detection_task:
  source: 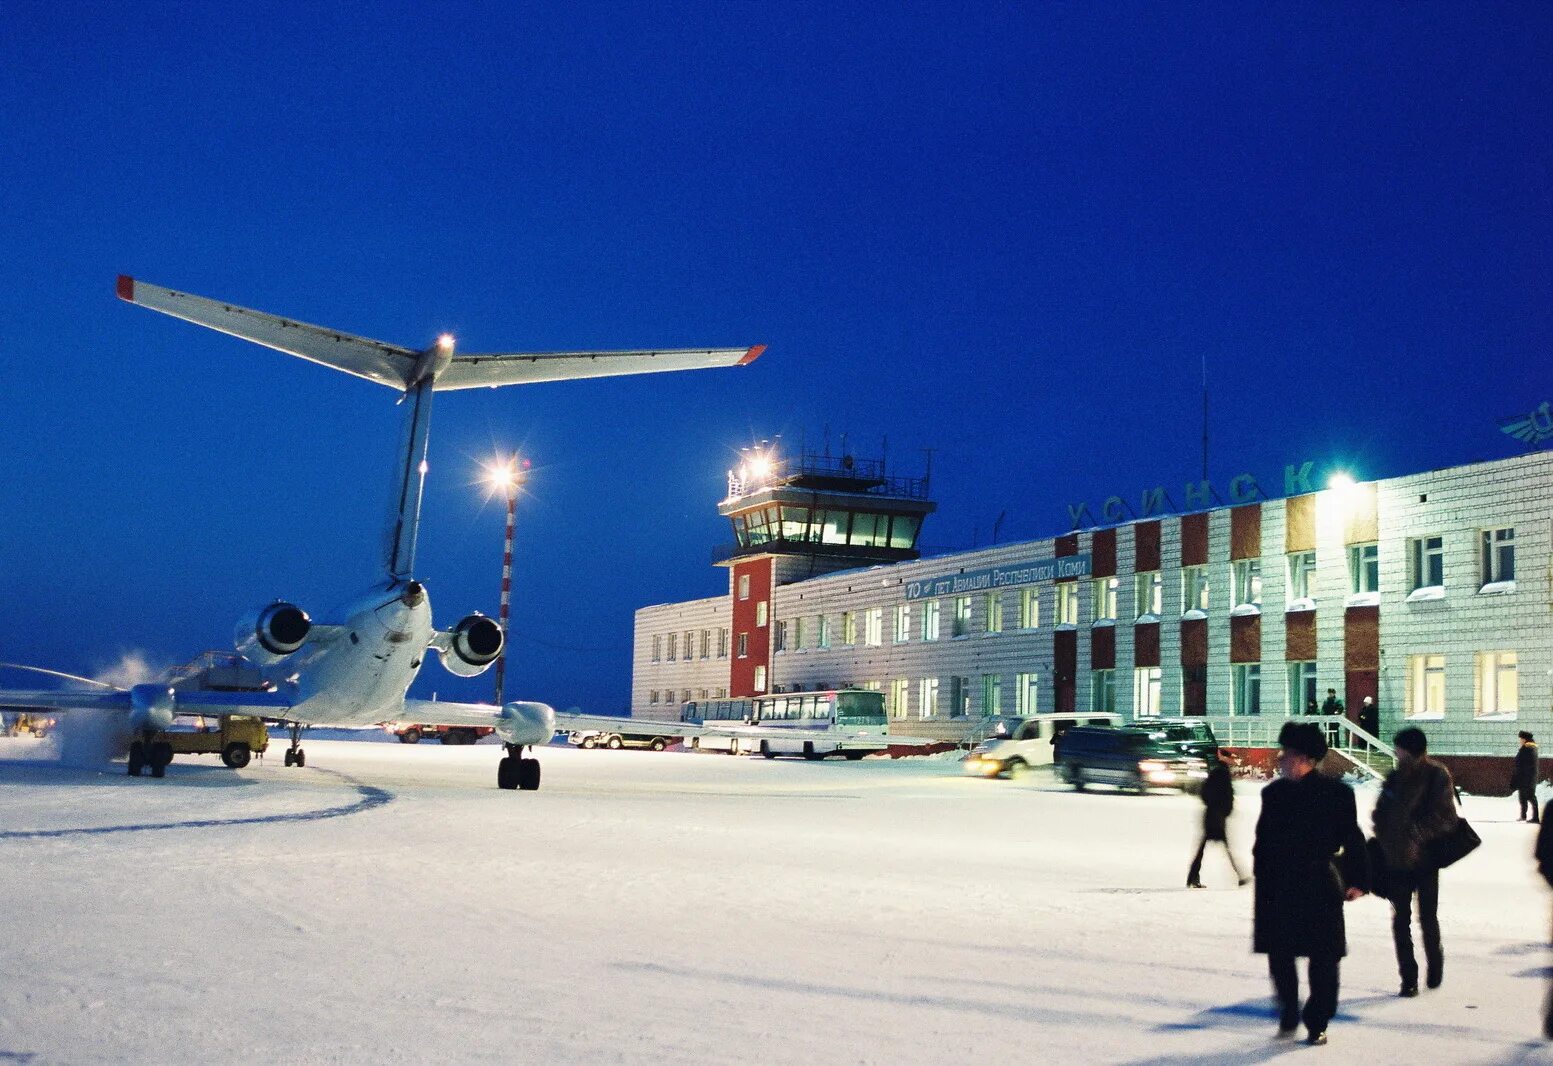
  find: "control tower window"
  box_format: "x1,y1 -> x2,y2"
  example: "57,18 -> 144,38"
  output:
888,515 -> 921,549
779,505 -> 812,542
818,509 -> 851,545
851,513 -> 885,548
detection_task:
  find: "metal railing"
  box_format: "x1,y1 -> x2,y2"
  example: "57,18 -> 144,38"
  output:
1201,714 -> 1396,780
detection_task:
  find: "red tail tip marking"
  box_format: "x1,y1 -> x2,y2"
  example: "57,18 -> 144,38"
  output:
739,344 -> 766,365
116,275 -> 135,301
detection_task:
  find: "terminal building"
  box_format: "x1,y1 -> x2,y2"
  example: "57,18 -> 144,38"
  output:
631,445 -> 1551,783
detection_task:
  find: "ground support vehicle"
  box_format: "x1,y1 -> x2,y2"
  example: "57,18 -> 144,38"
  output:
390,723 -> 494,745
129,714 -> 271,776
571,730 -> 676,751
961,713 -> 1123,778
1053,726 -> 1209,793
3,710 -> 56,739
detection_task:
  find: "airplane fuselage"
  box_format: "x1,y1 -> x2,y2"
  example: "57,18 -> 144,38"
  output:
273,581 -> 434,726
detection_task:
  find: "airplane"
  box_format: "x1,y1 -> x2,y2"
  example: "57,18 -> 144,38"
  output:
0,277 -> 763,791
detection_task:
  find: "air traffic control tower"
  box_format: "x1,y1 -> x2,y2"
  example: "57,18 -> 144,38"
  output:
716,446 -> 936,697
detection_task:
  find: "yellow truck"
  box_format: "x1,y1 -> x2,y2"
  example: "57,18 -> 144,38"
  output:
143,715 -> 270,771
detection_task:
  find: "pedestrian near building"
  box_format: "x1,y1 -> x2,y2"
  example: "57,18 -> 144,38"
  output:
1359,696 -> 1378,738
1320,688 -> 1344,717
1253,721 -> 1370,1046
1372,726 -> 1458,996
1187,749 -> 1248,889
1515,732 -> 1540,824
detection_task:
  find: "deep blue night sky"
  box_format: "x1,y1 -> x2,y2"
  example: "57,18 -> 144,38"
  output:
1,3 -> 1548,712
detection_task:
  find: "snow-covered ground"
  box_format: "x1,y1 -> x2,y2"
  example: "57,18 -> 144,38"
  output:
2,735 -> 1551,1064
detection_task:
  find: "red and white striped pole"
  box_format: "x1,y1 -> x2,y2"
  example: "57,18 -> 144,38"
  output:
493,454 -> 522,706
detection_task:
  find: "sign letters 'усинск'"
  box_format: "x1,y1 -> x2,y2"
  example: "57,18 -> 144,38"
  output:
905,555 -> 1092,601
1066,462 -> 1322,530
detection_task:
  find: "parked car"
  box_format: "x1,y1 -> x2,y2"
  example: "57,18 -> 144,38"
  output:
570,730 -> 675,752
962,713 -> 1124,778
390,723 -> 493,745
1053,726 -> 1209,793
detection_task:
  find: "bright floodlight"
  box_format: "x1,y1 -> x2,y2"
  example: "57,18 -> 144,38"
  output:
484,459 -> 518,491
747,455 -> 772,481
437,333 -> 455,350
1328,472 -> 1356,491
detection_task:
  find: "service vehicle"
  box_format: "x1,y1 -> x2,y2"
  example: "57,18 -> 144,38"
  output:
389,723 -> 494,745
130,714 -> 270,775
961,713 -> 1124,778
4,710 -> 56,739
681,689 -> 890,759
1053,726 -> 1209,793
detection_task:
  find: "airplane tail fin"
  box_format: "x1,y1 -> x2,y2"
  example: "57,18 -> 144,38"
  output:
385,379 -> 434,580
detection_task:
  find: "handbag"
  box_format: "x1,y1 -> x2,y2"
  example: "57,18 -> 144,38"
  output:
1428,817 -> 1481,869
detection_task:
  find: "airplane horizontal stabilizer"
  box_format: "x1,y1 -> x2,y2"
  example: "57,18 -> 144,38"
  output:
432,345 -> 765,391
116,276 -> 418,390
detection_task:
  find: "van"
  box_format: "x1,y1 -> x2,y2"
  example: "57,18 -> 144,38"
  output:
962,713 -> 1124,778
1053,726 -> 1209,793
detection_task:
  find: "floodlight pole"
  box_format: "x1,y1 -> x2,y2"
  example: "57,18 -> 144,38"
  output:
493,455 -> 519,706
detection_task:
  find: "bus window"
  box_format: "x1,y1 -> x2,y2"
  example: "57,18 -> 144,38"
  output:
835,690 -> 887,725
815,695 -> 835,720
800,695 -> 818,719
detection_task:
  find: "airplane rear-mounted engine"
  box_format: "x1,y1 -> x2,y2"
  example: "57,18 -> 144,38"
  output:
235,601 -> 312,665
435,613 -> 504,677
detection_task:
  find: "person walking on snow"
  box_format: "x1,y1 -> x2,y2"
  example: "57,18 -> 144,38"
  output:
1253,722 -> 1370,1047
1372,726 -> 1458,997
1188,749 -> 1248,888
1515,732 -> 1540,824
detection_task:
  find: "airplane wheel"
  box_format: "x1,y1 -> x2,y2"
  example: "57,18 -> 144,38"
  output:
690,737 -> 699,751
150,742 -> 173,775
497,756 -> 518,790
221,743 -> 251,769
294,749 -> 306,768
519,759 -> 541,791
606,735 -> 623,750
127,741 -> 145,777
399,728 -> 422,744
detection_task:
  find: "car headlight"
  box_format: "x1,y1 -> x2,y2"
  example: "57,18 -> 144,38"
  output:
1138,760 -> 1167,773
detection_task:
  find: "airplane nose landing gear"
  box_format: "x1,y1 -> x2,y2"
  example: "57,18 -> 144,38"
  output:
497,743 -> 541,791
127,735 -> 173,778
282,721 -> 306,767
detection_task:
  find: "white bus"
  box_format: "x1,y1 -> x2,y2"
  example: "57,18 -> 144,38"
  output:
680,689 -> 891,759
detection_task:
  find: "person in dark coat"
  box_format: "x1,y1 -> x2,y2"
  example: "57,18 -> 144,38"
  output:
1253,721 -> 1370,1046
1187,749 -> 1248,888
1372,727 -> 1458,996
1535,806 -> 1553,1039
1359,696 -> 1378,738
1515,732 -> 1541,824
1320,688 -> 1344,717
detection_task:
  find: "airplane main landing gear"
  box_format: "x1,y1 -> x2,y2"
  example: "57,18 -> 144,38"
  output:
283,721 -> 306,768
127,736 -> 173,779
497,743 -> 541,791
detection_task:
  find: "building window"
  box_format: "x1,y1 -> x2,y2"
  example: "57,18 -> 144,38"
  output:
952,596 -> 972,637
715,687 -> 727,698
893,603 -> 912,643
666,633 -> 677,662
842,611 -> 857,646
1092,577 -> 1118,622
888,678 -> 909,719
817,615 -> 830,649
922,600 -> 941,641
737,632 -> 748,659
1016,672 -> 1039,715
864,607 -> 883,647
1135,571 -> 1162,618
1287,661 -> 1316,714
982,674 -> 1002,716
651,635 -> 661,663
984,593 -> 1004,633
1481,527 -> 1516,585
1286,551 -> 1316,605
917,677 -> 938,719
1182,566 -> 1209,613
1091,669 -> 1115,713
699,630 -> 710,659
948,675 -> 971,718
717,628 -> 728,658
753,665 -> 767,693
1233,559 -> 1262,608
649,690 -> 659,705
1406,654 -> 1446,719
1476,651 -> 1518,718
1233,663 -> 1261,716
1408,536 -> 1444,592
773,620 -> 788,652
1348,542 -> 1379,595
755,600 -> 768,627
1019,588 -> 1040,629
681,689 -> 691,704
1133,667 -> 1162,717
738,574 -> 750,600
793,617 -> 806,650
1056,583 -> 1079,626
698,688 -> 708,700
